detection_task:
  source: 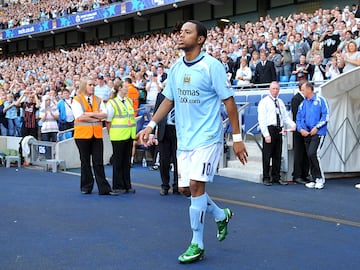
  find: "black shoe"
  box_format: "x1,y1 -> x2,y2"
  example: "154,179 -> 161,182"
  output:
127,188 -> 136,193
294,178 -> 307,184
112,189 -> 127,194
278,180 -> 288,185
151,165 -> 159,170
109,189 -> 126,196
263,180 -> 272,186
160,188 -> 169,196
81,190 -> 91,194
172,189 -> 181,195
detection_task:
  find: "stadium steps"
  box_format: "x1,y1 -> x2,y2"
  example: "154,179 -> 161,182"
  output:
218,139 -> 263,184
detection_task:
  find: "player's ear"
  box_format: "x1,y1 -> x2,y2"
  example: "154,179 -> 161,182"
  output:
197,36 -> 205,45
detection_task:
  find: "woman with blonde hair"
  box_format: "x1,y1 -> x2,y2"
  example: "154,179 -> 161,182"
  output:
71,76 -> 116,195
339,40 -> 360,72
306,40 -> 324,64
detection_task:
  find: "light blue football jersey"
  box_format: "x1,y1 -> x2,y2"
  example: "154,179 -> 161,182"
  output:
163,52 -> 234,150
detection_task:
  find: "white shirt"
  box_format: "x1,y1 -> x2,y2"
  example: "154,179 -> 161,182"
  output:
63,98 -> 75,122
258,95 -> 295,137
71,95 -> 107,120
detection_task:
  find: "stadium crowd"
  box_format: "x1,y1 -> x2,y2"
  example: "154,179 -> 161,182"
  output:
0,0 -> 119,29
1,3 -> 360,140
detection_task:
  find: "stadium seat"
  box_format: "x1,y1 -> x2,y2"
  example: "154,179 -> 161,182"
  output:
234,95 -> 246,104
246,94 -> 262,106
279,93 -> 293,110
279,75 -> 289,88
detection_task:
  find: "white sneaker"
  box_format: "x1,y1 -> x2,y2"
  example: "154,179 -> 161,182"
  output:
305,182 -> 315,188
315,178 -> 325,189
355,184 -> 360,189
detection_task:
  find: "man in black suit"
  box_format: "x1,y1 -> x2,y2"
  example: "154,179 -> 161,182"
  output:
153,91 -> 179,195
291,81 -> 310,184
234,47 -> 251,71
219,51 -> 236,83
253,51 -> 277,84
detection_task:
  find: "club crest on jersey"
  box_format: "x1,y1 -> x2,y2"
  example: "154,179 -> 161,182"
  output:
183,74 -> 191,84
314,100 -> 318,106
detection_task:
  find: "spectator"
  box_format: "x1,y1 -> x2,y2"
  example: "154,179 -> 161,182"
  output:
57,88 -> 75,139
296,81 -> 329,189
234,57 -> 252,87
0,91 -> 8,135
306,40 -> 324,64
15,88 -> 40,138
268,45 -> 283,80
94,74 -> 111,103
124,77 -> 139,116
339,40 -> 360,72
325,56 -> 342,79
39,95 -> 59,142
308,54 -> 327,83
319,24 -> 341,65
248,51 -> 260,79
277,41 -> 293,80
219,51 -> 236,83
145,74 -> 161,108
253,51 -> 277,84
292,54 -> 310,81
3,93 -> 19,136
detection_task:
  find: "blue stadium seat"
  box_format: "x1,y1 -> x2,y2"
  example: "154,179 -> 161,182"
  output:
234,95 -> 246,104
246,94 -> 262,106
279,75 -> 289,87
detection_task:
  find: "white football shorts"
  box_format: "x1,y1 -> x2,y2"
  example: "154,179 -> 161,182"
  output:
177,143 -> 222,188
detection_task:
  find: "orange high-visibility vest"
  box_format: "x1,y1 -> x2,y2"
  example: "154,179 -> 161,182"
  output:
73,94 -> 103,139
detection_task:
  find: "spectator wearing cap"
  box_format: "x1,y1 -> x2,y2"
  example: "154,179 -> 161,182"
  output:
94,74 -> 111,103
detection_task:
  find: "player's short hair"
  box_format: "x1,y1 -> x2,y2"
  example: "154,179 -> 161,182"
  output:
185,20 -> 207,44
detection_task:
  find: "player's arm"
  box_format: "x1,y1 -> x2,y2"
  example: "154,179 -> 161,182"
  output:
137,98 -> 173,145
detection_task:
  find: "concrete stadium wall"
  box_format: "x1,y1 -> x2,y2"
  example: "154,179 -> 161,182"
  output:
0,128 -> 113,169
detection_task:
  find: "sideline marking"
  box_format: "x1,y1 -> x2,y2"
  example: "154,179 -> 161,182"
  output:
63,171 -> 360,228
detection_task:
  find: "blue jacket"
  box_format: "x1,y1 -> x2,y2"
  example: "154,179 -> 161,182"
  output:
296,93 -> 329,136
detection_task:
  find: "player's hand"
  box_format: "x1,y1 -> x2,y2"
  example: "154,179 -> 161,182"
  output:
136,127 -> 154,147
233,141 -> 248,165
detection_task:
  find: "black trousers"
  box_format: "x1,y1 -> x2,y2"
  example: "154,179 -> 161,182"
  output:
304,135 -> 324,180
111,138 -> 133,190
75,138 -> 111,194
293,131 -> 310,180
262,126 -> 282,182
158,125 -> 178,191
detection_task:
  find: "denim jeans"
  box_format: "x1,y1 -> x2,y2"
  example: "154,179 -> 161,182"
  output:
7,118 -> 16,136
0,123 -> 7,136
